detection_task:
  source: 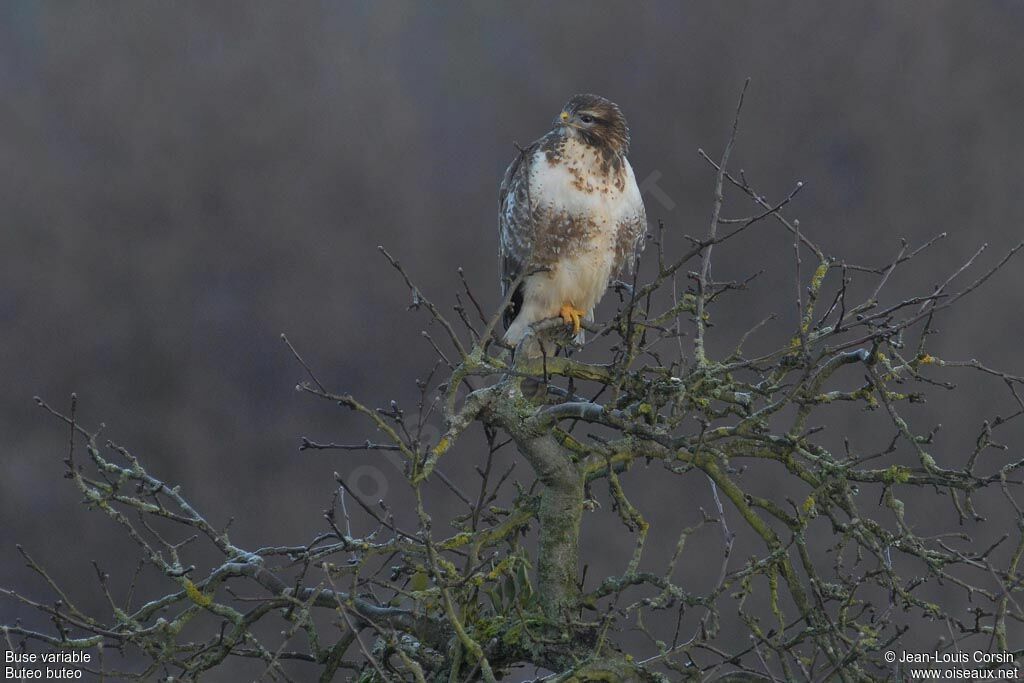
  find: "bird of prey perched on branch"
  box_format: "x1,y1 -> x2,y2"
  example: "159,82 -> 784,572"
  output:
499,94 -> 646,356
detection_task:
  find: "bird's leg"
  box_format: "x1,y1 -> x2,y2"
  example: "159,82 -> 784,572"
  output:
559,304 -> 586,336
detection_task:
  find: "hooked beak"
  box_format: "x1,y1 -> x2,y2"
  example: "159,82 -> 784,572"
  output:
555,111 -> 571,127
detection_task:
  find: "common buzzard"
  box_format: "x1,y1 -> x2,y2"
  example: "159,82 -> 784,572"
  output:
499,94 -> 646,355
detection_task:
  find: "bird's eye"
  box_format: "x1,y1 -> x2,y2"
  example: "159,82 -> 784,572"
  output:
580,114 -> 594,124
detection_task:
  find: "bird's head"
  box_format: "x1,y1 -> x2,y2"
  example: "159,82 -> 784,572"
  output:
554,94 -> 630,155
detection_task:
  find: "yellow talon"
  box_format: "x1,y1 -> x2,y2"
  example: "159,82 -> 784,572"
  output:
559,304 -> 585,336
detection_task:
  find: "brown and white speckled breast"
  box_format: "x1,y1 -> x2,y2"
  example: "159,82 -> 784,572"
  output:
498,132 -> 647,348
527,137 -> 645,276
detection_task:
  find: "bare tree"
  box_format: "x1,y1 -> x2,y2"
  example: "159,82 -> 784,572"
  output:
4,85 -> 1023,682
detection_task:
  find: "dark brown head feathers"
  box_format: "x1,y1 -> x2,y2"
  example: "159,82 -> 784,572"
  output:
557,93 -> 630,155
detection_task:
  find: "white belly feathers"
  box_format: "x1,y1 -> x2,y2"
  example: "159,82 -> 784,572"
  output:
503,138 -> 644,348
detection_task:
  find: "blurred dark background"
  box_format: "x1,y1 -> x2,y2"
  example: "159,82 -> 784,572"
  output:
3,1 -> 1024,677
